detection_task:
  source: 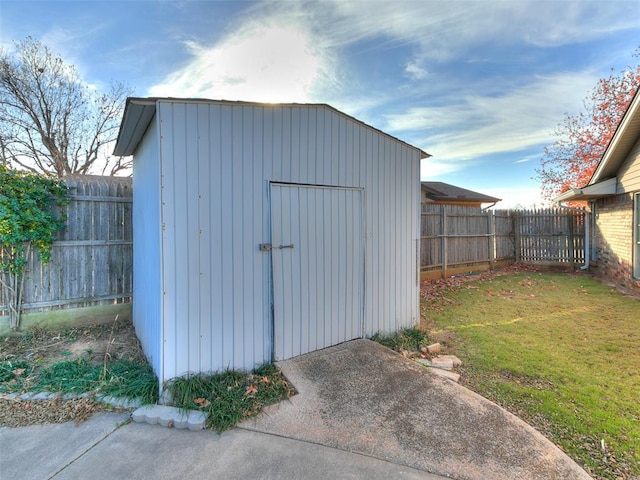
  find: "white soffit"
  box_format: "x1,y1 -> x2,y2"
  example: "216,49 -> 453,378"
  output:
554,177 -> 617,203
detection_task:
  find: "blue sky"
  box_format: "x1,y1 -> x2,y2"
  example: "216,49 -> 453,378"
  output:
1,1 -> 639,207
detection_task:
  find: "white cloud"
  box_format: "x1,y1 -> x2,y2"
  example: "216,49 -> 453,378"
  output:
420,157 -> 469,179
405,61 -> 428,80
148,18 -> 334,103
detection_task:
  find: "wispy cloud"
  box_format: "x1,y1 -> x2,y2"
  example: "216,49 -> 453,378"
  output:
386,71 -> 599,161
298,0 -> 639,61
513,154 -> 541,164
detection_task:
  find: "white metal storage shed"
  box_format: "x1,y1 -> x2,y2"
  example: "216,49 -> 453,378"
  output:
114,97 -> 429,386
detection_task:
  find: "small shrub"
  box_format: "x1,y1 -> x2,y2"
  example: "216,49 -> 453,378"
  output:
370,327 -> 428,352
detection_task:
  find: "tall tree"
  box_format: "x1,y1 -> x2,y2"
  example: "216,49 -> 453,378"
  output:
0,37 -> 132,177
537,62 -> 640,201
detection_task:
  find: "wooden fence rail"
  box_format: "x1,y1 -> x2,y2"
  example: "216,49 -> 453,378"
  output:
421,204 -> 586,278
0,175 -> 132,316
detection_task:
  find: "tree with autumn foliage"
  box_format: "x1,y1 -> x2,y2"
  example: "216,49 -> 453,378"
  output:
537,61 -> 640,201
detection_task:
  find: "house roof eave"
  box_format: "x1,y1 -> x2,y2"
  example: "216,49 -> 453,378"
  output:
589,87 -> 640,185
554,177 -> 618,203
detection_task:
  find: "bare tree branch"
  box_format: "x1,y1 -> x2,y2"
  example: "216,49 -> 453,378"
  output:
0,37 -> 132,177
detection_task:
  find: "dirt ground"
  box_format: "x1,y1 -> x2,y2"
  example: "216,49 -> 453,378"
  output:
0,316 -> 146,427
0,316 -> 146,369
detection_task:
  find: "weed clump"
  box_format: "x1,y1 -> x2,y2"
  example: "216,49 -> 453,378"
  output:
370,327 -> 428,353
166,364 -> 295,432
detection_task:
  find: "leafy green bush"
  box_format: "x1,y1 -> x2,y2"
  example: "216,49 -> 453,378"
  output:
0,165 -> 69,328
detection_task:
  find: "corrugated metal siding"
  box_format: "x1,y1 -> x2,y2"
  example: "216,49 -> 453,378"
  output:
618,136 -> 640,193
132,119 -> 163,380
151,100 -> 420,382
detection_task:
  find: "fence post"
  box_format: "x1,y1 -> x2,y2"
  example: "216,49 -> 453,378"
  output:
441,205 -> 447,278
487,209 -> 495,269
568,211 -> 575,266
514,211 -> 521,263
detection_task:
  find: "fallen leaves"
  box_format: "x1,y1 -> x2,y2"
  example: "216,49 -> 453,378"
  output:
245,384 -> 258,396
0,397 -> 113,427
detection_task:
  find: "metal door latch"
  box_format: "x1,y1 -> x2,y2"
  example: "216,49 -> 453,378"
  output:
259,243 -> 294,251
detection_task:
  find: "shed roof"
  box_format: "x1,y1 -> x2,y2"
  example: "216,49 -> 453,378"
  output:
421,181 -> 501,204
113,97 -> 430,159
554,86 -> 640,203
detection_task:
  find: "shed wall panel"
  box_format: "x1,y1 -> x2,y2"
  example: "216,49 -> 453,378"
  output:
196,104 -> 213,370
151,100 -> 420,382
132,119 -> 163,380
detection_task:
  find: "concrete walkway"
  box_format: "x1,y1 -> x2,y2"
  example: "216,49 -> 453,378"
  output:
0,412 -> 442,479
0,339 -> 592,480
240,339 -> 592,480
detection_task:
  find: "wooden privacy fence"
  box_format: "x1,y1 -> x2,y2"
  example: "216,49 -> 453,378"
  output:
0,175 -> 132,317
2,176 -> 586,317
421,205 -> 586,277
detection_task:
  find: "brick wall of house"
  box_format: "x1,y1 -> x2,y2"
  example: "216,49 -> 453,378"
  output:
594,193 -> 640,294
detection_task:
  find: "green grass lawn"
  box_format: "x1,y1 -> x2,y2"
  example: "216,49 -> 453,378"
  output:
422,271 -> 639,480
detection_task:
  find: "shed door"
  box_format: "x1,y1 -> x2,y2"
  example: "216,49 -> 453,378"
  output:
270,183 -> 364,361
